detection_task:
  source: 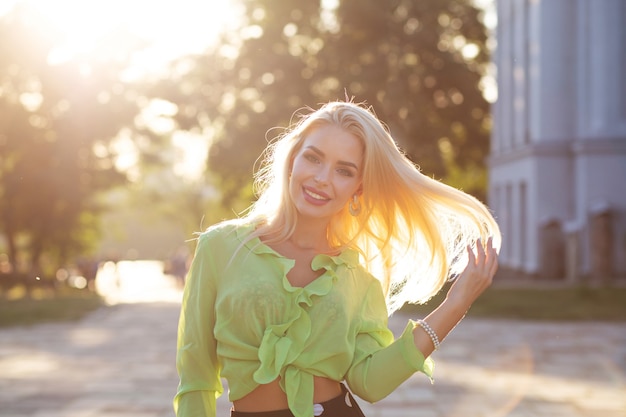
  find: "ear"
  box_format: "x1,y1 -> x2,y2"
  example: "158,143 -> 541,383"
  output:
355,183 -> 363,196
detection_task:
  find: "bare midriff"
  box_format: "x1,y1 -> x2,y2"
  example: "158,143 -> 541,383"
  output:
232,377 -> 342,412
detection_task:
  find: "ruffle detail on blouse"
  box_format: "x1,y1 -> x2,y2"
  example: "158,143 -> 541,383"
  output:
237,225 -> 360,417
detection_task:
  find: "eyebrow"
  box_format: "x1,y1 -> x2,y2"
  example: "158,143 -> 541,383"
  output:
306,145 -> 360,170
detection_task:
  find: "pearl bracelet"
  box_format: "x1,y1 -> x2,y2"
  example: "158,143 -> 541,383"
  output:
415,319 -> 440,350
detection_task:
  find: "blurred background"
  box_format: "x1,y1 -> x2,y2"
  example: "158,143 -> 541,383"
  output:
0,0 -> 624,302
0,3 -> 624,416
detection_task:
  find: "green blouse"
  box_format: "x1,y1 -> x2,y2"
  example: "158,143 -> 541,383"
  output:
174,221 -> 434,417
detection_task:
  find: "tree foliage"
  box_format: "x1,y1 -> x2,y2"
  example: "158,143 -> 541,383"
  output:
0,6 -> 140,275
327,0 -> 491,183
0,0 -> 493,279
156,0 -> 492,214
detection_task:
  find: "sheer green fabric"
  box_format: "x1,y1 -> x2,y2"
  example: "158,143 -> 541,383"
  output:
174,221 -> 434,417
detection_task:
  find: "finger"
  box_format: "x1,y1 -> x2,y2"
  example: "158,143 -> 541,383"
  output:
483,240 -> 498,277
466,243 -> 475,264
484,236 -> 496,267
476,238 -> 486,265
488,236 -> 499,258
488,253 -> 499,278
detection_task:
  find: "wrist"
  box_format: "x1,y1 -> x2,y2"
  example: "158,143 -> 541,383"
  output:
441,293 -> 472,315
439,295 -> 471,321
414,319 -> 440,350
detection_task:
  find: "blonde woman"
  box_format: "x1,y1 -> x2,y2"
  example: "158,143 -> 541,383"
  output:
174,101 -> 500,417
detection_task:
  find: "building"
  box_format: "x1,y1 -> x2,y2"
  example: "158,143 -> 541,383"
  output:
489,0 -> 626,282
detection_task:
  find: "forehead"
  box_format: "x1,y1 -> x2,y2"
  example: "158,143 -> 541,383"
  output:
300,124 -> 363,163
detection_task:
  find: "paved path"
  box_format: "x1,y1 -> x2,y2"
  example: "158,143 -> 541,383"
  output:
1,264 -> 625,417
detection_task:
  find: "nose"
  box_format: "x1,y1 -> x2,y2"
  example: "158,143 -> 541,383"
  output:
314,165 -> 332,184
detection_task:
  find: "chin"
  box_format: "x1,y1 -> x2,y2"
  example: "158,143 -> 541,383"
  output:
295,206 -> 332,222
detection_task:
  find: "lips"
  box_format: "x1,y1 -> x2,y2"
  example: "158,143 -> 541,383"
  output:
302,186 -> 330,205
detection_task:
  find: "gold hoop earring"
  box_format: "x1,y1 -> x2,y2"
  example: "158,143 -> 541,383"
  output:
349,194 -> 361,216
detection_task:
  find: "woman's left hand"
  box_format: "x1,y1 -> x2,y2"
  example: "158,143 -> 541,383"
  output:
414,237 -> 498,355
445,237 -> 499,311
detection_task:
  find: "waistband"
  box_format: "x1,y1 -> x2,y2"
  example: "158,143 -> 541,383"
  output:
230,383 -> 363,417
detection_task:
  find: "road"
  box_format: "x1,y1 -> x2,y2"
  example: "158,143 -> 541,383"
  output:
0,260 -> 624,416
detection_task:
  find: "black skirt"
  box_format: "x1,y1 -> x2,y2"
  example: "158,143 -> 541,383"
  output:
230,384 -> 366,417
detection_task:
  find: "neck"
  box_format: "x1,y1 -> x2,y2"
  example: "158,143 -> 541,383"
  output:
290,221 -> 329,252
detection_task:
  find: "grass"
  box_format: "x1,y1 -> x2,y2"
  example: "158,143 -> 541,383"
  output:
401,284 -> 626,322
0,287 -> 104,328
1,284 -> 625,329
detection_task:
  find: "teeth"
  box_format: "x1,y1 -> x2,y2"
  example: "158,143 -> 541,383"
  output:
305,189 -> 327,200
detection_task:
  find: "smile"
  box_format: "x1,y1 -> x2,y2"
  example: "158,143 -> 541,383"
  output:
303,187 -> 330,202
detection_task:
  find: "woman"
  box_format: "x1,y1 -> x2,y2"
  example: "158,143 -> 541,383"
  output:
174,101 -> 500,417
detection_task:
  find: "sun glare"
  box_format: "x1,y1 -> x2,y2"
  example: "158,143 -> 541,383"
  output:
3,0 -> 243,71
1,0 -> 242,180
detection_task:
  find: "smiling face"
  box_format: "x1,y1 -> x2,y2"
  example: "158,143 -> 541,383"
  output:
289,124 -> 363,225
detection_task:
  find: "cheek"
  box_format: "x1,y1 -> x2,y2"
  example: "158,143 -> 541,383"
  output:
339,177 -> 361,195
290,158 -> 313,180
287,165 -> 303,196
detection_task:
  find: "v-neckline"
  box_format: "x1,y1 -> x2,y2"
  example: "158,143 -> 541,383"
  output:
235,223 -> 360,289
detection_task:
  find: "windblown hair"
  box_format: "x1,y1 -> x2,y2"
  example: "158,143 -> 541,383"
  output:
241,101 -> 501,314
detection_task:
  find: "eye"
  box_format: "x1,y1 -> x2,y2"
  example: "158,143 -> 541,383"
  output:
304,153 -> 320,164
337,168 -> 355,177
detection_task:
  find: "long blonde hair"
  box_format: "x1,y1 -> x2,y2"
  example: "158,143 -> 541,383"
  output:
242,101 -> 501,314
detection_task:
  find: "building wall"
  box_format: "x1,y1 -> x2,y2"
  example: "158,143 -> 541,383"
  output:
489,0 -> 626,280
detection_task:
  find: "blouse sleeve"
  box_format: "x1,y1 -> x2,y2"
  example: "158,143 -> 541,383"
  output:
345,278 -> 434,403
173,232 -> 224,417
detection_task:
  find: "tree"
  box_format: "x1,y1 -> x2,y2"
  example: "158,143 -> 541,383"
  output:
150,0 -> 326,212
155,0 -> 492,213
323,0 -> 491,196
0,5 -> 141,277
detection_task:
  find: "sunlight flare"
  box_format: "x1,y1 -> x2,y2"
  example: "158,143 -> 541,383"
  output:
2,0 -> 243,68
